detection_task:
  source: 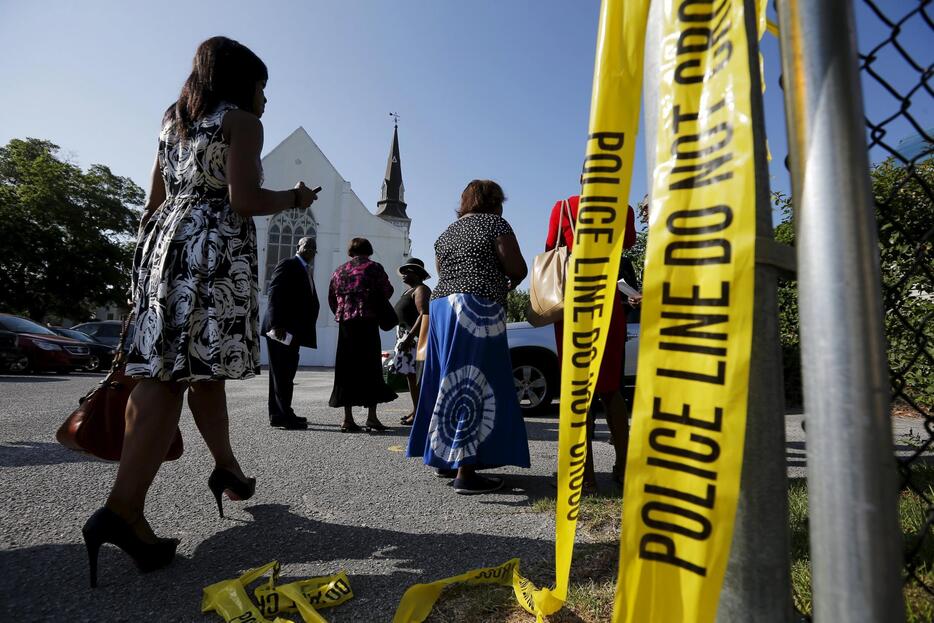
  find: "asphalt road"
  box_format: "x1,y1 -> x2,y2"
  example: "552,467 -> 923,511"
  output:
0,370 -> 920,622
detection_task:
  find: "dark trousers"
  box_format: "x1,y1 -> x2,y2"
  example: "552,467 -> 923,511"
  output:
267,337 -> 300,422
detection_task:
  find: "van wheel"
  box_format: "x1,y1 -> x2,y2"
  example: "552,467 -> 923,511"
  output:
511,352 -> 557,417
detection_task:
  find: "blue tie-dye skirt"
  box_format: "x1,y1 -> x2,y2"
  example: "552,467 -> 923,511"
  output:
406,293 -> 530,469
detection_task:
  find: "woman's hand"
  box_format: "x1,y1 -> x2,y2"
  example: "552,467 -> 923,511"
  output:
293,182 -> 319,208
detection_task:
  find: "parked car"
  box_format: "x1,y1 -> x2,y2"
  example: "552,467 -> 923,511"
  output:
0,314 -> 91,373
71,320 -> 133,350
49,327 -> 116,372
380,311 -> 640,418
0,330 -> 23,371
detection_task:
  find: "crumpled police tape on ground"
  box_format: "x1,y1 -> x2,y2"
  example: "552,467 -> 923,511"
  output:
392,558 -> 536,623
202,561 -> 352,623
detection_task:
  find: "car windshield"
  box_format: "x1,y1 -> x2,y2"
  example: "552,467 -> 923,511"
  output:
55,328 -> 96,343
0,316 -> 56,335
95,324 -> 122,338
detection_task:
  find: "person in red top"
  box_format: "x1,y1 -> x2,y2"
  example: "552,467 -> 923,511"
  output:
545,193 -> 637,492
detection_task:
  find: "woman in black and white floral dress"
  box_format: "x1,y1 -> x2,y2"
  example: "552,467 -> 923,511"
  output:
82,37 -> 320,588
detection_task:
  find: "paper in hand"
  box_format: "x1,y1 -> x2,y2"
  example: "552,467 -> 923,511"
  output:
265,329 -> 293,346
617,277 -> 641,299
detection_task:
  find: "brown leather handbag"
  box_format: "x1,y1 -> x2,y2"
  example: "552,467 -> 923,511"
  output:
55,314 -> 183,462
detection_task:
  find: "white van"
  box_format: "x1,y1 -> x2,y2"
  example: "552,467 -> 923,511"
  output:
507,307 -> 640,416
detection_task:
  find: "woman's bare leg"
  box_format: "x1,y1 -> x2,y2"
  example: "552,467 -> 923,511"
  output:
600,390 -> 629,484
365,404 -> 384,427
406,373 -> 419,414
105,379 -> 185,540
189,380 -> 246,481
343,405 -> 356,428
583,410 -> 598,489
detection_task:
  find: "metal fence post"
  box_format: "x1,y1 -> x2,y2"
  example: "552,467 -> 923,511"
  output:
774,1 -> 906,621
642,1 -> 794,620
717,0 -> 795,618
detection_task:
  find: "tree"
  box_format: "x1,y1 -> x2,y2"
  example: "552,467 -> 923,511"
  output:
506,289 -> 530,323
623,195 -> 649,282
0,138 -> 142,320
873,158 -> 933,409
772,159 -> 933,409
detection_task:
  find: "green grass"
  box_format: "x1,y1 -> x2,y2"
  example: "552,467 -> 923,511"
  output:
426,472 -> 934,622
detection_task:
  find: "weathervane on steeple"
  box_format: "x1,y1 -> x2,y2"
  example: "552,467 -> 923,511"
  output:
389,112 -> 400,127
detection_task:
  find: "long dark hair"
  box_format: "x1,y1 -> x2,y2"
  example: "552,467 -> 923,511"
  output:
167,36 -> 268,139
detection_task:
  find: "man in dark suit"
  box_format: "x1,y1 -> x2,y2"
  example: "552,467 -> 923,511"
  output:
262,237 -> 320,429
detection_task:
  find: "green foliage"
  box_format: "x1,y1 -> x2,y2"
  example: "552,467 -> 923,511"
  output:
624,196 -> 650,280
506,288 -> 530,323
623,230 -> 648,283
0,138 -> 143,320
772,158 -> 934,410
873,158 -> 934,410
772,191 -> 804,406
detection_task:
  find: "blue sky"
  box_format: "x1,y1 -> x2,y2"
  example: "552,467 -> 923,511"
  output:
1,1 -> 927,288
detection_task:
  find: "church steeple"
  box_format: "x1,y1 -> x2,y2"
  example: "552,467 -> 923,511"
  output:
375,116 -> 409,221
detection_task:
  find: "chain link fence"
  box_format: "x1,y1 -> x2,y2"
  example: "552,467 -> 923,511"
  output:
858,0 -> 934,613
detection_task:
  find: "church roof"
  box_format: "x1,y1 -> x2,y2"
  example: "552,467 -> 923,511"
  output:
375,124 -> 409,220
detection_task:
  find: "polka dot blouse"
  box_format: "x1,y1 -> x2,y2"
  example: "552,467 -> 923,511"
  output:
431,212 -> 515,307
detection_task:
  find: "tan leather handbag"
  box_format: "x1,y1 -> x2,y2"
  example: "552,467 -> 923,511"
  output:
528,199 -> 574,327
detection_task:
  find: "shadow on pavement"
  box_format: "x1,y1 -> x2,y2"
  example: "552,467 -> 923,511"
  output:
0,375 -> 67,383
0,503 -> 558,622
0,441 -> 99,467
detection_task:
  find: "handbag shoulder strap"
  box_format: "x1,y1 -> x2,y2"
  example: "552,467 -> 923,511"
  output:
556,198 -> 575,248
109,310 -> 135,372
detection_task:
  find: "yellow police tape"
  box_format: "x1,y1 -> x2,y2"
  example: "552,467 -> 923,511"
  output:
392,0 -> 761,619
613,0 -> 761,620
392,559 -> 537,623
202,561 -> 353,623
392,1 -> 651,621
531,0 -> 650,619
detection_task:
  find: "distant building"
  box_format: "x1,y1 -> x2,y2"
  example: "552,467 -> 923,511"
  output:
255,125 -> 411,366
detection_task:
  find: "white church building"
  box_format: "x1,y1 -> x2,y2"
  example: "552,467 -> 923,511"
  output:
255,124 -> 412,367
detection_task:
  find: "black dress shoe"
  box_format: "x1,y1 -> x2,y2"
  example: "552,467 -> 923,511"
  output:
270,416 -> 308,430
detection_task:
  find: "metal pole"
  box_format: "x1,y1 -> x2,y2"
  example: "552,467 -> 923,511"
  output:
642,1 -> 793,619
775,1 -> 905,621
717,0 -> 795,618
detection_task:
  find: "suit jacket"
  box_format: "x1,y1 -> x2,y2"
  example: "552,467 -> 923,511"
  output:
261,256 -> 320,349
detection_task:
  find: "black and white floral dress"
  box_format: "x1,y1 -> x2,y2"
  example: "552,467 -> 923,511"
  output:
125,102 -> 261,381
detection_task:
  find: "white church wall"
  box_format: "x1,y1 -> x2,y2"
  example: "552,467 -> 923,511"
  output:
254,128 -> 410,368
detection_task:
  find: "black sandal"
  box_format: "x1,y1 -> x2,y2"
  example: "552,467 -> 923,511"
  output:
364,420 -> 389,432
400,413 -> 415,426
340,422 -> 363,433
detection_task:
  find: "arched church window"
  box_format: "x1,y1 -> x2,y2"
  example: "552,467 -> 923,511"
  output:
264,208 -> 318,293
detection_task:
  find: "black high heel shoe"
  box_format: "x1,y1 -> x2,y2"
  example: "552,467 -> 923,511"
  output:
208,467 -> 256,518
82,507 -> 178,588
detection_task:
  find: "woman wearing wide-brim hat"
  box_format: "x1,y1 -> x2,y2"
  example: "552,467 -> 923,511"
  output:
390,258 -> 431,425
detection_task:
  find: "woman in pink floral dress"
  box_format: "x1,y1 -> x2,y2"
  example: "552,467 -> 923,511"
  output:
328,237 -> 398,431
